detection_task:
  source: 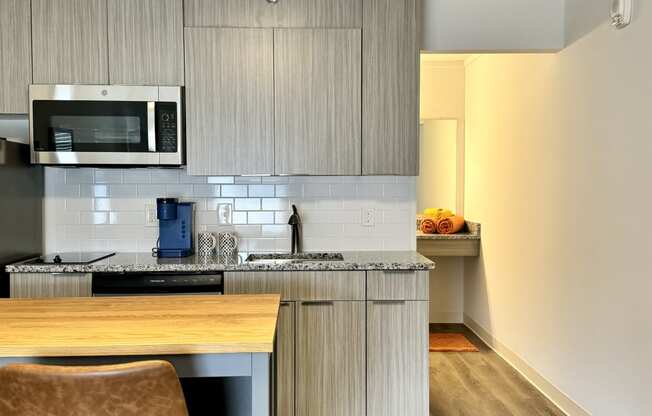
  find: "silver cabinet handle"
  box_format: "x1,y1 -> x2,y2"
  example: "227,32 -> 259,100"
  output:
267,0 -> 278,3
147,102 -> 156,152
301,300 -> 334,306
372,300 -> 406,305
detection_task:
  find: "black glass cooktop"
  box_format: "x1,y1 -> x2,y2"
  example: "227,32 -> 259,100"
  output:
32,252 -> 116,265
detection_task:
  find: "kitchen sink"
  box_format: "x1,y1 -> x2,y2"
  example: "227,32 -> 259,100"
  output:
245,253 -> 344,264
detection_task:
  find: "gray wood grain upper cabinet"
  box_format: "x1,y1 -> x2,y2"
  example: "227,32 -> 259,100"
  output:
184,0 -> 362,28
274,29 -> 361,176
362,0 -> 419,175
367,301 -> 429,416
107,0 -> 184,85
276,302 -> 295,416
0,0 -> 31,113
10,273 -> 93,298
296,301 -> 365,416
184,28 -> 274,176
32,0 -> 108,84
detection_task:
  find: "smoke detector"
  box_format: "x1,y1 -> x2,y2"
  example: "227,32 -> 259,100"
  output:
611,0 -> 632,29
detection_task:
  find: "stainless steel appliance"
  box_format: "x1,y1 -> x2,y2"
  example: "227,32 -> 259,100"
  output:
28,252 -> 116,265
29,85 -> 183,166
92,272 -> 223,296
0,138 -> 43,297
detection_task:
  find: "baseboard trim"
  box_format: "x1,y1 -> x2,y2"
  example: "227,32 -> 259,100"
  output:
463,314 -> 591,416
429,311 -> 463,324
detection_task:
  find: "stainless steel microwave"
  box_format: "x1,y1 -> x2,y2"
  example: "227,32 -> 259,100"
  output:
29,85 -> 184,166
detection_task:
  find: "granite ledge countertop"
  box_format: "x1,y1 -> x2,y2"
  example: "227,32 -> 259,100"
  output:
6,251 -> 434,274
417,221 -> 481,240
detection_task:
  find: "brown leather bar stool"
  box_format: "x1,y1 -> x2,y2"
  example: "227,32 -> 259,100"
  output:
0,360 -> 189,416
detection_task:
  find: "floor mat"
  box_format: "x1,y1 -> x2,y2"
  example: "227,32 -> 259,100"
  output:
429,333 -> 479,352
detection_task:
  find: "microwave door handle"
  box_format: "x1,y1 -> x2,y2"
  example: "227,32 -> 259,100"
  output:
147,102 -> 156,152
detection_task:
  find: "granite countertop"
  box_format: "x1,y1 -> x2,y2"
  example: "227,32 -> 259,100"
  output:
6,251 -> 435,274
416,221 -> 481,240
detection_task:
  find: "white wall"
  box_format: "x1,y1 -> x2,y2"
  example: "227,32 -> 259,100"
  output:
565,0 -> 611,45
44,168 -> 416,253
464,4 -> 652,415
420,59 -> 466,323
421,0 -> 565,52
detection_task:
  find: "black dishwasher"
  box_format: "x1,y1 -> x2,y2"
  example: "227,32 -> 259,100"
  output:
92,271 -> 223,296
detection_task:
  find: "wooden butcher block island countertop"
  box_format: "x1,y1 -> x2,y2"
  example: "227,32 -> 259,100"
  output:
0,294 -> 280,358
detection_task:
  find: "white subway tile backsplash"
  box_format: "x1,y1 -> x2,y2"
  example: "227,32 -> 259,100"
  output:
221,185 -> 247,197
192,184 -> 220,197
44,168 -> 416,253
207,176 -> 235,184
235,198 -> 261,211
205,198 -> 234,211
81,184 -> 109,198
65,198 -> 93,211
249,185 -> 275,197
150,169 -> 180,184
122,169 -> 151,184
234,176 -> 262,184
80,212 -> 109,225
109,211 -> 145,225
166,184 -> 194,198
109,184 -> 139,198
247,211 -> 275,225
232,211 -> 248,225
94,169 -> 122,184
138,184 -> 166,198
65,169 -> 94,184
261,198 -> 288,211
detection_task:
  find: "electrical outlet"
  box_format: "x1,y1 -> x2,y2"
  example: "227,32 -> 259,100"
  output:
145,204 -> 158,227
218,203 -> 233,225
362,208 -> 375,227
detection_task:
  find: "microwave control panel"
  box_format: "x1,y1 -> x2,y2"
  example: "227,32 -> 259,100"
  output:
156,102 -> 178,153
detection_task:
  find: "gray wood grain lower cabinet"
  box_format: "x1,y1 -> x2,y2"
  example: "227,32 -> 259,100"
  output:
10,273 -> 92,298
184,0 -> 362,28
184,28 -> 274,176
0,0 -> 31,114
367,301 -> 429,416
225,271 -> 365,301
276,302 -> 295,416
274,29 -> 361,176
32,0 -> 108,84
367,270 -> 429,301
107,0 -> 184,85
296,301 -> 365,416
362,0 -> 419,175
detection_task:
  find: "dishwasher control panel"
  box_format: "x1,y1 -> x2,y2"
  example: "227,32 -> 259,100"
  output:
92,272 -> 223,295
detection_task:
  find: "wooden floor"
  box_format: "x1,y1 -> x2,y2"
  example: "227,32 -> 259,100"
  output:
429,324 -> 566,416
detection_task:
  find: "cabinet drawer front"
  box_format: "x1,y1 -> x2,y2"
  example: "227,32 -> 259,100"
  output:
367,271 -> 429,301
10,273 -> 92,298
225,271 -> 365,301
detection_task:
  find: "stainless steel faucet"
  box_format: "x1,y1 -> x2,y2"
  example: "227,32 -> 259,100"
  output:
288,204 -> 302,254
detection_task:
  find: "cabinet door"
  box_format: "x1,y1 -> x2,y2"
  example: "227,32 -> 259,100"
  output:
184,0 -> 362,28
184,28 -> 274,175
296,301 -> 365,416
367,301 -> 429,416
274,29 -> 361,175
362,0 -> 419,175
0,0 -> 31,113
32,0 -> 108,84
276,301 -> 295,416
107,0 -> 184,85
10,273 -> 93,298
